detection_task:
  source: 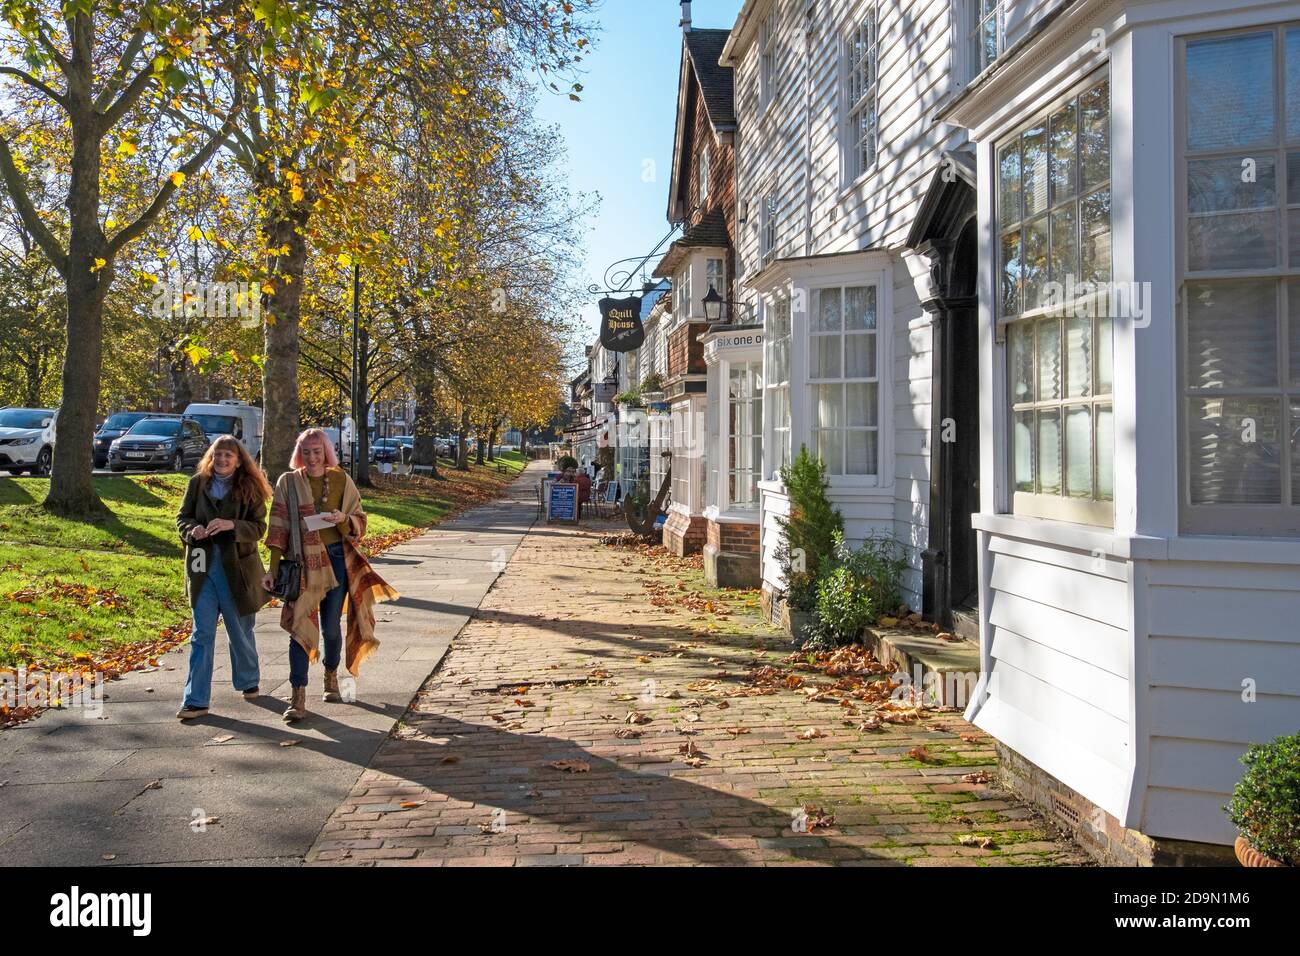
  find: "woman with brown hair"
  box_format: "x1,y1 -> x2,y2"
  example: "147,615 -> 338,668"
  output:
262,427 -> 397,723
175,435 -> 274,720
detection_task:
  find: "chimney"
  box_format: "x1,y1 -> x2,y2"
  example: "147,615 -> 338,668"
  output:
680,1 -> 692,32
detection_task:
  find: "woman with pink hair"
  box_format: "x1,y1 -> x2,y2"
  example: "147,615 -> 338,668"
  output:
262,428 -> 397,722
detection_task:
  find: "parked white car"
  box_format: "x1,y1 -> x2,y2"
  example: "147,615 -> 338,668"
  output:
0,407 -> 57,476
182,401 -> 263,460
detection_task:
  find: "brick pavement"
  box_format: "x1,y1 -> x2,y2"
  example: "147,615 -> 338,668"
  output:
306,518 -> 1090,867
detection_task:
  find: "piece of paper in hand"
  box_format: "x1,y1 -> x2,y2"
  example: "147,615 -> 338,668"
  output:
302,513 -> 336,533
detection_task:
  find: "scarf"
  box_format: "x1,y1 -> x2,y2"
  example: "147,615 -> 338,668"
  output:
265,468 -> 399,672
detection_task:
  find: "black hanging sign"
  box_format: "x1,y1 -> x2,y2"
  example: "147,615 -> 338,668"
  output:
599,296 -> 644,352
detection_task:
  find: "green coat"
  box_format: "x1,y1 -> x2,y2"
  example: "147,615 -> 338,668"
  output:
176,474 -> 269,617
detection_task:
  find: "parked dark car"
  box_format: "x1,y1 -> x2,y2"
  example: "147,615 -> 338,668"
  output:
108,417 -> 209,472
369,438 -> 403,465
94,411 -> 180,468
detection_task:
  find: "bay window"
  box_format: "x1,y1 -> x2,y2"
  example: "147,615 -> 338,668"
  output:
810,285 -> 879,478
999,74 -> 1114,524
765,294 -> 792,478
1179,26 -> 1300,534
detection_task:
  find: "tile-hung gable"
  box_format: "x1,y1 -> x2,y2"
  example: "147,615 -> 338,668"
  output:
654,13 -> 739,563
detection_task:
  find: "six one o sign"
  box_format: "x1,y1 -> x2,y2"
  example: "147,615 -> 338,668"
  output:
598,296 -> 644,352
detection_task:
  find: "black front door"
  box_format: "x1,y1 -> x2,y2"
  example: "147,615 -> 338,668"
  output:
947,295 -> 980,611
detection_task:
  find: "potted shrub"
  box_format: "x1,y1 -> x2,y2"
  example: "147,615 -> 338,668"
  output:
1226,731 -> 1299,867
556,454 -> 579,471
774,446 -> 842,644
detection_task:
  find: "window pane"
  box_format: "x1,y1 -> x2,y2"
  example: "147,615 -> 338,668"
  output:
1288,29 -> 1300,140
847,381 -> 877,426
1065,405 -> 1093,497
1096,404 -> 1114,500
1188,397 -> 1281,504
1186,33 -> 1276,152
999,142 -> 1022,227
845,286 -> 877,330
1038,409 -> 1062,495
1081,187 -> 1112,284
1023,217 -> 1049,311
1096,315 -> 1114,395
1066,315 -> 1093,398
1023,123 -> 1049,218
846,430 -> 878,476
1188,210 -> 1277,271
1014,410 -> 1035,492
812,336 -> 841,379
1080,81 -> 1110,190
813,288 -> 841,332
1185,281 -> 1278,389
845,333 -> 876,378
816,429 -> 844,476
1291,281 -> 1300,384
1037,317 -> 1062,401
1050,102 -> 1078,205
1050,206 -> 1078,289
813,384 -> 844,428
1189,154 -> 1276,213
1001,231 -> 1022,316
1010,321 -> 1034,404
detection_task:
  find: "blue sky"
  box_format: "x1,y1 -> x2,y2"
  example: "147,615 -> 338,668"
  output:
533,0 -> 745,352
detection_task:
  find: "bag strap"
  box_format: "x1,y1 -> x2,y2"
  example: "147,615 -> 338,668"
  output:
286,475 -> 302,561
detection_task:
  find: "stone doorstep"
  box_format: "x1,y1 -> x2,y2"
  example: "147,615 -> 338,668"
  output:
862,626 -> 980,708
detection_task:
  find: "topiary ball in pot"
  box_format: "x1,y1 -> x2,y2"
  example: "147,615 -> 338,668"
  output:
1226,731 -> 1300,866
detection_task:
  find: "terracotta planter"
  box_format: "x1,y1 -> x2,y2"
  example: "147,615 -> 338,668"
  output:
1235,835 -> 1287,867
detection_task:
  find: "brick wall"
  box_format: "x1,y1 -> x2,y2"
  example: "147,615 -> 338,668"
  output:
707,519 -> 760,557
663,509 -> 707,557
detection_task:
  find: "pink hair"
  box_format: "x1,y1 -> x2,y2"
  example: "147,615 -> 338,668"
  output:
290,427 -> 340,470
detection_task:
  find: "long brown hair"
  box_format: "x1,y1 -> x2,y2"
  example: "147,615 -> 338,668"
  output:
195,435 -> 273,506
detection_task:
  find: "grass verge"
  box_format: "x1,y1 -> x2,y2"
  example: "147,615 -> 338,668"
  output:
0,455 -> 528,673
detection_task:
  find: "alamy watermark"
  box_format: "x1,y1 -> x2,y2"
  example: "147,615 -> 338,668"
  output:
1042,275 -> 1151,328
150,278 -> 262,328
1,667 -> 105,718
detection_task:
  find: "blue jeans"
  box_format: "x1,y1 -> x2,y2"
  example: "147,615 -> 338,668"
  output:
183,553 -> 260,709
289,542 -> 347,687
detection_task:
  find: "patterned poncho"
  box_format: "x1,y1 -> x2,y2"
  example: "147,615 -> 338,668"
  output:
265,467 -> 399,672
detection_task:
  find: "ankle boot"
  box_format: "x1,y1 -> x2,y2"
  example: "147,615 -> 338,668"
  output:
323,669 -> 341,703
283,686 -> 307,723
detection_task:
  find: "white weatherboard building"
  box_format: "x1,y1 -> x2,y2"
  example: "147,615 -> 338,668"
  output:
721,0 -> 1300,863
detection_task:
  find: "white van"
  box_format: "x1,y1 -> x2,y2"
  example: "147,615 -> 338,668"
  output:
318,426 -> 354,467
183,401 -> 263,460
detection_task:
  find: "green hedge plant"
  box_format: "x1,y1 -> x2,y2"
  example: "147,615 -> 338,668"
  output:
1226,731 -> 1300,865
805,531 -> 909,649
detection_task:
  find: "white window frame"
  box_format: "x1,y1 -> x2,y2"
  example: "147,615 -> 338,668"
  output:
675,263 -> 693,322
997,71 -> 1115,527
706,256 -> 726,299
759,8 -> 777,113
1176,24 -> 1300,535
843,6 -> 879,186
724,358 -> 764,511
765,293 -> 792,481
761,190 -> 778,266
968,0 -> 1006,80
807,283 -> 883,482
